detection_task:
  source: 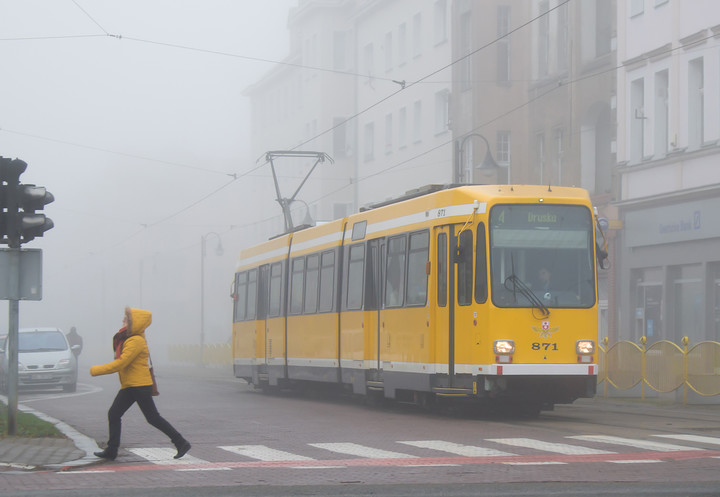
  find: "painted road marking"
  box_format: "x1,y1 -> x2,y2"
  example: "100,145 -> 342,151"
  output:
219,445 -> 314,461
127,448 -> 208,465
608,459 -> 662,464
398,440 -> 515,457
654,434 -> 720,446
567,435 -> 702,452
308,442 -> 417,459
486,438 -> 615,455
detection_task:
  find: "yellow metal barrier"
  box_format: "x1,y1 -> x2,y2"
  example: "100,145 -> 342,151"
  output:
599,337 -> 720,403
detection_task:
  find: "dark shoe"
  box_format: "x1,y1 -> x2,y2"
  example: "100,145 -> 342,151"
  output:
174,439 -> 191,459
93,447 -> 117,460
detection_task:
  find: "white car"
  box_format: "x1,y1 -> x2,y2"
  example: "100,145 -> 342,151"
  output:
0,327 -> 79,393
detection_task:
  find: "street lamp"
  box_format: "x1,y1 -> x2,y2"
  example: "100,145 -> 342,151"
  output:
455,133 -> 505,184
200,232 -> 223,362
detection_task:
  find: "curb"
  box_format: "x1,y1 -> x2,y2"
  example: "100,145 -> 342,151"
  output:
14,402 -> 100,469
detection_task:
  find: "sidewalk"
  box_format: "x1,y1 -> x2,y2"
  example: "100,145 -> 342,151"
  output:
0,402 -> 99,472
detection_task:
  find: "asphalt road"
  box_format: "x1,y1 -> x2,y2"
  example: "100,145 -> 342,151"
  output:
2,364 -> 720,496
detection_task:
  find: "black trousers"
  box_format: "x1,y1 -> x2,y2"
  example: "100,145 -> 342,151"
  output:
107,385 -> 182,449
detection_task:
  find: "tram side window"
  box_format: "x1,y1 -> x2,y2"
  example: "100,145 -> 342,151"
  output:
289,257 -> 305,315
304,254 -> 320,314
407,231 -> 429,306
346,244 -> 365,310
475,223 -> 488,303
457,230 -> 473,306
385,235 -> 407,307
437,233 -> 447,307
233,271 -> 248,322
246,269 -> 258,320
318,250 -> 335,312
268,262 -> 283,317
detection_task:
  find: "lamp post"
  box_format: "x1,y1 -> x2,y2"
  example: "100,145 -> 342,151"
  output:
455,133 -> 505,184
200,232 -> 223,363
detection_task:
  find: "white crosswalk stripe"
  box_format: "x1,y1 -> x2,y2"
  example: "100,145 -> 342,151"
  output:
219,445 -> 315,461
309,442 -> 417,459
398,440 -> 515,457
486,437 -> 615,455
654,434 -> 720,446
567,435 -> 702,451
127,447 -> 207,465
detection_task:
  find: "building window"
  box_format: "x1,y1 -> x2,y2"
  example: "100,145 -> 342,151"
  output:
631,0 -> 644,17
631,267 -> 663,342
398,106 -> 407,148
555,128 -> 564,184
398,22 -> 407,65
364,42 -> 374,79
333,31 -> 347,70
536,132 -> 545,184
596,0 -> 612,56
654,70 -> 669,157
412,13 -> 422,58
413,100 -> 422,143
459,11 -> 472,91
671,264 -> 703,344
630,78 -> 645,163
385,113 -> 393,154
556,2 -> 568,71
434,0 -> 447,45
364,122 -> 375,162
384,31 -> 393,72
537,1 -> 549,77
688,57 -> 704,149
497,131 -> 511,164
434,90 -> 449,135
497,6 -> 510,82
333,117 -> 348,158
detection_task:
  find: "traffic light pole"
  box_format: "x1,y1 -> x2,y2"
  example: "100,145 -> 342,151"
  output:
6,248 -> 19,435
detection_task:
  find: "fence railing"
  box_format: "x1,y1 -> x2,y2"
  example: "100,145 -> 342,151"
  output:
598,337 -> 720,403
169,338 -> 720,403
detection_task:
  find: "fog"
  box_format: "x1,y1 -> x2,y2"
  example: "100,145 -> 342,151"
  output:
0,0 -> 295,362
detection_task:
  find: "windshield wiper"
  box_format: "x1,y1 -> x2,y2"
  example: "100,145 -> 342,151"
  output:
504,269 -> 550,317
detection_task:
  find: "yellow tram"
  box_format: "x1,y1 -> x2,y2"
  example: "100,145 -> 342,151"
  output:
232,185 -> 605,412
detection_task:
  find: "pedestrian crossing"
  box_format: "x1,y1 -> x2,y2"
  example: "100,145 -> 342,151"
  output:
85,433 -> 720,472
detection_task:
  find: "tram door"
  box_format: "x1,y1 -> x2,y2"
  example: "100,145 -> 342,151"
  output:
435,224 -> 474,384
256,265 -> 270,366
367,238 -> 386,375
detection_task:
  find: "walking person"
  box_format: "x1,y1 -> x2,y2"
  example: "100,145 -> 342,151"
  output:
90,307 -> 191,461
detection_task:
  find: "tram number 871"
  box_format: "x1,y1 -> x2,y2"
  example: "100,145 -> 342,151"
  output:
532,343 -> 558,351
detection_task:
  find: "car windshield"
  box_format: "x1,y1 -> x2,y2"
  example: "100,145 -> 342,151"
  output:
19,331 -> 67,352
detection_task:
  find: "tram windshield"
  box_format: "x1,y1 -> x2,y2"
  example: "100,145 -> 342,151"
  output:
489,204 -> 595,309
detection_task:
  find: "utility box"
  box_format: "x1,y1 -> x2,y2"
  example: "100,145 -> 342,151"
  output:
0,248 -> 42,300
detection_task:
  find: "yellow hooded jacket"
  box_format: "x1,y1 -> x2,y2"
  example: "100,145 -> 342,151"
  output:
90,308 -> 153,389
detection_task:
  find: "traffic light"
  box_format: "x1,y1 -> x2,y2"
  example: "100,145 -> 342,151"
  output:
0,157 -> 27,247
0,156 -> 53,247
17,184 -> 54,244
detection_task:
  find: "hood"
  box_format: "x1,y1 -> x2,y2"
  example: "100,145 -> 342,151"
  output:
127,308 -> 152,336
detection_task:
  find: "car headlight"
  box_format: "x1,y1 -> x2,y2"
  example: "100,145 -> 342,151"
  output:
57,359 -> 71,368
494,340 -> 515,355
17,362 -> 26,371
576,340 -> 595,355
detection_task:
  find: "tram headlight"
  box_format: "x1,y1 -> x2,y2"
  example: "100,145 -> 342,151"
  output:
576,340 -> 595,355
494,340 -> 515,355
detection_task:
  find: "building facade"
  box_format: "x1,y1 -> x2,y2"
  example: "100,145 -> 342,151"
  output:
615,0 -> 720,347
